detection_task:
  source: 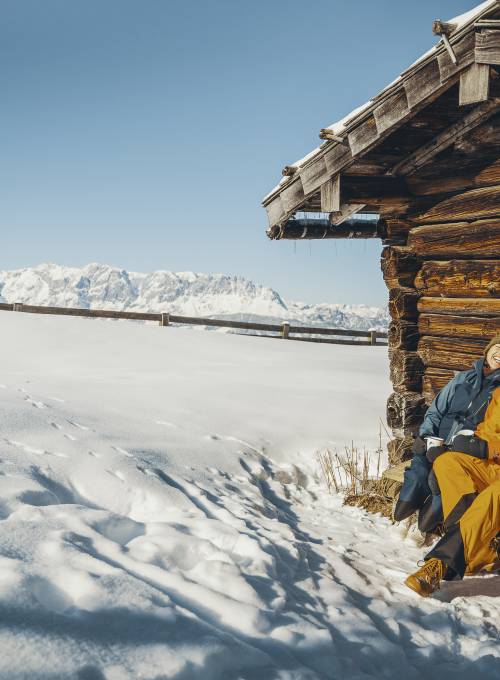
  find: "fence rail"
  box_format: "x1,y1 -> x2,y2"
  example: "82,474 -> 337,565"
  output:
0,302 -> 388,346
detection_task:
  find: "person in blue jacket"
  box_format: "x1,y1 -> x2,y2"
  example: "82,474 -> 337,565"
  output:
394,334 -> 500,532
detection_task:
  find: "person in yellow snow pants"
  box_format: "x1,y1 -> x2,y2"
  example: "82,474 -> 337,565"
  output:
405,374 -> 500,597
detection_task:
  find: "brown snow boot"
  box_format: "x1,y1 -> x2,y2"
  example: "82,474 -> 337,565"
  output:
404,558 -> 447,597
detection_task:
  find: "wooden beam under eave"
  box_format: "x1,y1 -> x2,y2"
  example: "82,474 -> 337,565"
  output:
460,63 -> 490,105
391,97 -> 500,176
321,175 -> 341,212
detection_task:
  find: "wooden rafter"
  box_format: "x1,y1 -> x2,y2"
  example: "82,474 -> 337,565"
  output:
390,98 -> 500,176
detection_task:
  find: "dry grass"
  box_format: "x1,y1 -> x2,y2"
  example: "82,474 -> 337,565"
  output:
317,421 -> 397,519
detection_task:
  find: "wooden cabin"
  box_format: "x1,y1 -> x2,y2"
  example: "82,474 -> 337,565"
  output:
262,1 -> 500,464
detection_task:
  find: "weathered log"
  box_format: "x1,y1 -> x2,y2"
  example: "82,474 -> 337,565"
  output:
388,321 -> 419,351
414,260 -> 500,298
419,313 -> 500,340
418,297 -> 500,317
387,437 -> 414,465
406,157 -> 500,196
422,367 -> 456,405
381,246 -> 420,288
267,217 -> 380,240
387,391 -> 427,435
389,349 -> 424,391
389,288 -> 420,321
377,218 -> 411,245
413,185 -> 500,224
408,218 -> 500,258
418,335 -> 487,371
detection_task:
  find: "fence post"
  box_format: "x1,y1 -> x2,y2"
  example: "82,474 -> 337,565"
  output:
370,330 -> 377,345
160,313 -> 170,327
281,322 -> 290,339
13,303 -> 23,312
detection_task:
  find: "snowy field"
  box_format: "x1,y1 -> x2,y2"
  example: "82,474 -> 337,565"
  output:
1,313 -> 499,679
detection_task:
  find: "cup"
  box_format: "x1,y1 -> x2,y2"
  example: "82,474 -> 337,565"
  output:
426,436 -> 444,450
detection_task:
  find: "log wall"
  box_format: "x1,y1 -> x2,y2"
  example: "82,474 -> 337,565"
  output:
382,184 -> 500,465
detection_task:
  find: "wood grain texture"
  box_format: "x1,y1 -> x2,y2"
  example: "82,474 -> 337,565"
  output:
408,218 -> 500,257
418,313 -> 500,339
280,178 -> 306,214
373,88 -> 409,135
386,390 -> 426,434
381,246 -> 421,288
389,349 -> 424,391
404,59 -> 442,109
388,320 -> 420,351
418,297 -> 500,317
418,335 -> 487,370
438,31 -> 475,82
413,184 -> 500,223
299,155 -> 329,195
414,260 -> 500,297
265,195 -> 285,226
459,63 -> 490,105
347,115 -> 379,156
320,175 -> 341,212
476,28 -> 500,65
389,287 -> 420,320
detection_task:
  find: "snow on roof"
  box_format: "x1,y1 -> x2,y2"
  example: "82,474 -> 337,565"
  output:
263,0 -> 499,203
452,0 -> 498,30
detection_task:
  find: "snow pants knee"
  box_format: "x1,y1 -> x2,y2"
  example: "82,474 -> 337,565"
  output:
425,452 -> 500,578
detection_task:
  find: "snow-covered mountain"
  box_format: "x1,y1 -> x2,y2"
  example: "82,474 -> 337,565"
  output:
0,262 -> 389,331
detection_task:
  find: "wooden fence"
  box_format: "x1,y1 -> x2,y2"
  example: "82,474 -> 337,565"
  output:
0,302 -> 388,346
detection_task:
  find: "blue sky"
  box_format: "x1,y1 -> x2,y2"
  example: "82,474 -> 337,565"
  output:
0,0 -> 476,305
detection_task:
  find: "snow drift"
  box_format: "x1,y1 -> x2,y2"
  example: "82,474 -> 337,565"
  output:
0,312 -> 499,678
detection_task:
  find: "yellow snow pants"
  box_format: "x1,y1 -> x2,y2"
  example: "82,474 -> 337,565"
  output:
431,452 -> 500,575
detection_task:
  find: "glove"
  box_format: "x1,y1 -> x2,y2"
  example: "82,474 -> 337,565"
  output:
426,445 -> 448,464
450,434 -> 488,459
412,435 -> 427,456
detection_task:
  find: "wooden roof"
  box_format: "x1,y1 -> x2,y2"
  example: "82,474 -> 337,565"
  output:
262,1 -> 500,231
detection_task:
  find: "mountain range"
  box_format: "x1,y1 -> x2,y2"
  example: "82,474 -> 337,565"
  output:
0,263 -> 389,331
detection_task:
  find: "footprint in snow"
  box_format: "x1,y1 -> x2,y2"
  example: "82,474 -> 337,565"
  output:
50,422 -> 63,430
112,446 -> 133,458
87,450 -> 101,458
27,399 -> 48,409
64,434 -> 77,442
107,470 -> 125,482
67,420 -> 91,431
8,440 -> 46,456
136,465 -> 156,476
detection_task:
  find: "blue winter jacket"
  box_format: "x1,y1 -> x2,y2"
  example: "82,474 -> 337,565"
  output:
419,358 -> 500,444
395,359 -> 500,530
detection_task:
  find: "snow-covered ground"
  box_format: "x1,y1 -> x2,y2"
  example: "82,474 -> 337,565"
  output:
0,262 -> 390,332
1,312 -> 499,679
